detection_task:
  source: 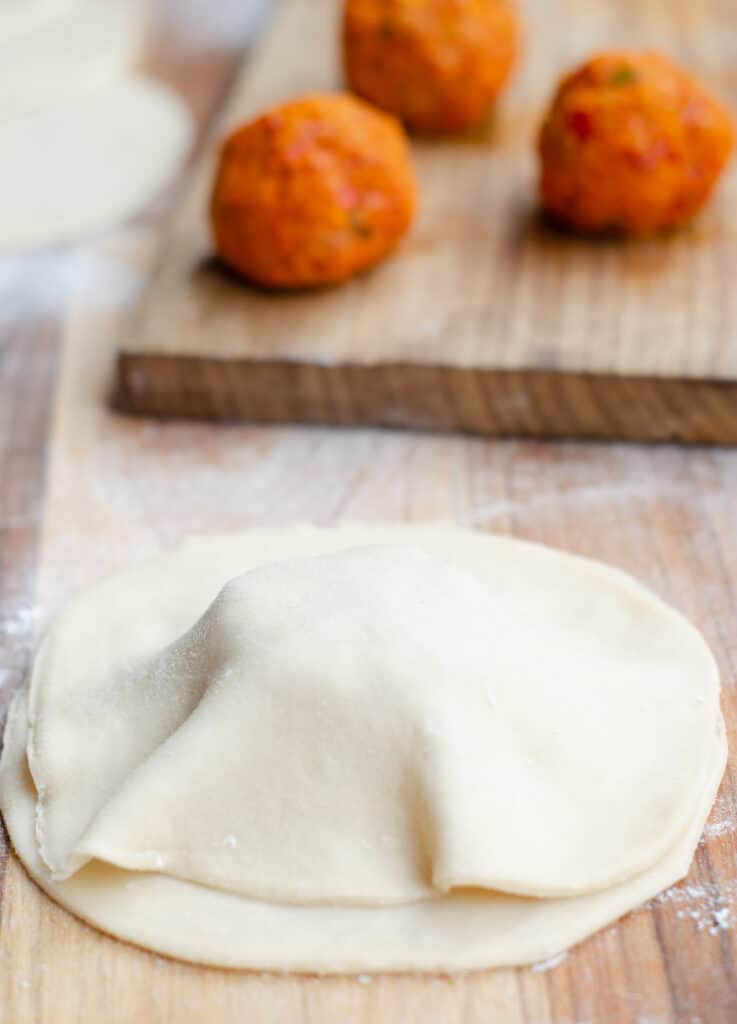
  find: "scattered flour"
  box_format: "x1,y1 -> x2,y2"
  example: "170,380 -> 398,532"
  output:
464,480 -> 700,530
0,595 -> 42,698
157,0 -> 269,49
700,795 -> 736,841
653,879 -> 737,936
0,604 -> 40,639
416,317 -> 444,339
703,819 -> 736,840
0,245 -> 140,319
532,950 -> 569,972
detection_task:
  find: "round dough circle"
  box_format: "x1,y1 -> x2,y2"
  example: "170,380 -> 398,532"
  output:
0,0 -> 146,114
0,526 -> 725,972
0,77 -> 192,251
0,0 -> 77,44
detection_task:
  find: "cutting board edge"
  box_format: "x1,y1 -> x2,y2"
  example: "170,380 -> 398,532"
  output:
114,352 -> 737,443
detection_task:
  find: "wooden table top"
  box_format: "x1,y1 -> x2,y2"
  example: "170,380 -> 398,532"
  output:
1,3 -> 737,1022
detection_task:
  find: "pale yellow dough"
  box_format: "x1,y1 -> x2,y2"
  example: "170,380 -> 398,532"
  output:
0,526 -> 726,972
0,0 -> 146,113
0,78 -> 192,251
0,0 -> 77,44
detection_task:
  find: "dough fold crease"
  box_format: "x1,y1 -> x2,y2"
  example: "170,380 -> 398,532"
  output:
1,526 -> 726,971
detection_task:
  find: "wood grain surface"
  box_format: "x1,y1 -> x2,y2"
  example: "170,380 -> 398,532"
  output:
117,0 -> 737,442
2,3 -> 737,1023
5,281 -> 737,1024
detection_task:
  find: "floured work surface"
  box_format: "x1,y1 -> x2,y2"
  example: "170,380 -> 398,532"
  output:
117,0 -> 737,443
4,248 -> 737,1022
2,1 -> 737,1020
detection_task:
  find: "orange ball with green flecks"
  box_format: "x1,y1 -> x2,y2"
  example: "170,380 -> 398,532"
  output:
210,93 -> 418,288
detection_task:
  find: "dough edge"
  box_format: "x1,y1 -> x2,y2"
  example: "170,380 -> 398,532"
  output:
0,525 -> 727,972
1,685 -> 727,972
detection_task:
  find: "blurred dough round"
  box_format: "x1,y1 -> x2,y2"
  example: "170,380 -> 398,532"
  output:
0,0 -> 77,43
0,526 -> 725,971
0,77 -> 192,251
0,0 -> 146,113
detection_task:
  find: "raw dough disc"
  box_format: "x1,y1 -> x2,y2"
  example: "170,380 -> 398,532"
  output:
0,0 -> 77,44
0,0 -> 146,114
27,534 -> 720,902
1,688 -> 726,972
0,526 -> 726,972
0,77 -> 192,250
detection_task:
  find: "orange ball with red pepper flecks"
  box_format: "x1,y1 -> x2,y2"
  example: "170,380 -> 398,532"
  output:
343,0 -> 520,135
538,51 -> 735,237
210,93 -> 418,288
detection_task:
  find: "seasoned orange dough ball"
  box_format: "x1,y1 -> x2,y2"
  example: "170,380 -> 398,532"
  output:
210,93 -> 417,287
343,0 -> 520,135
539,51 -> 735,236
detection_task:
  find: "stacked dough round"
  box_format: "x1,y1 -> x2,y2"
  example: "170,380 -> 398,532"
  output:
0,0 -> 192,250
0,526 -> 725,971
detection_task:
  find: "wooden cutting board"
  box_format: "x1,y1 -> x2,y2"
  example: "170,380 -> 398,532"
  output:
116,0 -> 737,443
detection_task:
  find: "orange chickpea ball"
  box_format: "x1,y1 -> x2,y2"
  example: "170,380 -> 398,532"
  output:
342,0 -> 520,135
539,51 -> 735,237
210,93 -> 418,288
